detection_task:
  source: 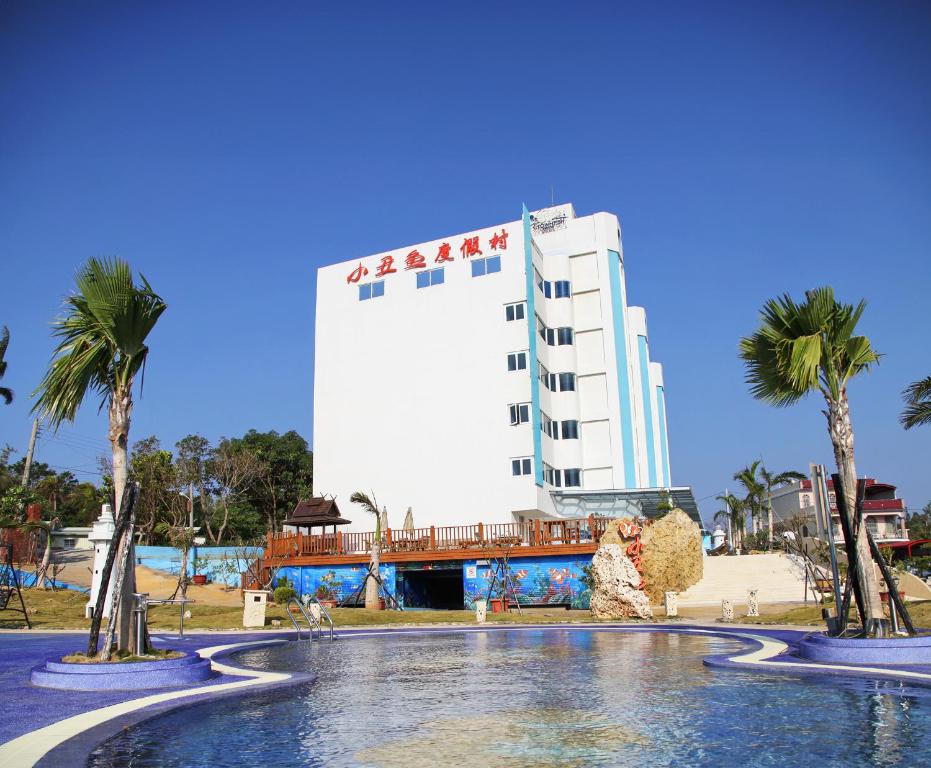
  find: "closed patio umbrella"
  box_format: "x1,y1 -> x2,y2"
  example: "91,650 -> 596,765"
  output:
403,507 -> 414,531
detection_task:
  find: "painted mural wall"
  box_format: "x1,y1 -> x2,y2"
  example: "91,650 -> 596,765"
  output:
273,563 -> 396,604
273,554 -> 593,609
463,554 -> 593,610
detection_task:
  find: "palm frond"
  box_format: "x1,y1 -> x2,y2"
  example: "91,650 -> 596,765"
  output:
902,375 -> 931,430
740,286 -> 878,406
32,258 -> 166,428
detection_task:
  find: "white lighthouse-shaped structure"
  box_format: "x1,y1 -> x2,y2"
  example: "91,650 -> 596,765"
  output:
85,503 -> 117,619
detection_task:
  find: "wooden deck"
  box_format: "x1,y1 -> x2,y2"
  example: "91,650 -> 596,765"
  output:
262,516 -> 613,567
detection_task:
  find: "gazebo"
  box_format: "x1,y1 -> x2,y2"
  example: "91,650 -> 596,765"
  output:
283,498 -> 352,556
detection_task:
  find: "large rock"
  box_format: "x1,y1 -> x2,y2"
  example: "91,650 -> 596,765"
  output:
639,508 -> 703,604
589,544 -> 652,619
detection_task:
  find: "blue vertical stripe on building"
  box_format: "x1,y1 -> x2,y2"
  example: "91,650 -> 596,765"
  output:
656,385 -> 670,486
607,250 -> 636,487
637,335 -> 658,487
523,205 -> 544,487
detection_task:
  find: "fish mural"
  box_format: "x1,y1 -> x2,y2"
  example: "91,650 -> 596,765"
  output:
463,555 -> 592,610
273,563 -> 397,605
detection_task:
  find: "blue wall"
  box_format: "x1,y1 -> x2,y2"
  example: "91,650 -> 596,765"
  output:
464,554 -> 592,610
273,563 -> 397,605
272,554 -> 595,610
135,545 -> 263,586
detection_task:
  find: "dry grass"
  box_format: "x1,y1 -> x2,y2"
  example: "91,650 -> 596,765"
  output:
61,649 -> 185,664
2,590 -> 635,631
14,588 -> 916,633
744,599 -> 931,628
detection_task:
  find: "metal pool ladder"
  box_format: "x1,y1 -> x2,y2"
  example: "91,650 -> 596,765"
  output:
286,597 -> 334,641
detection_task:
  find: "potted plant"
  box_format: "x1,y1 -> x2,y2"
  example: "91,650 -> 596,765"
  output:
191,555 -> 210,585
316,570 -> 342,608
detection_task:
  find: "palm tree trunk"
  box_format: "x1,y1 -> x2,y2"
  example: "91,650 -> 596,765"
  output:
767,500 -> 774,548
365,541 -> 381,609
109,388 -> 138,653
827,390 -> 883,630
37,528 -> 53,588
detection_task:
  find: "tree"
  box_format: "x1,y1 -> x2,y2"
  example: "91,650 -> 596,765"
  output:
207,440 -> 262,545
901,376 -> 931,430
0,326 -> 12,404
760,466 -> 805,546
715,492 -> 747,551
129,436 -> 177,545
32,258 -> 166,656
350,491 -> 383,610
732,461 -> 766,536
739,287 -> 883,633
908,502 -> 931,541
230,430 -> 312,532
175,434 -> 211,530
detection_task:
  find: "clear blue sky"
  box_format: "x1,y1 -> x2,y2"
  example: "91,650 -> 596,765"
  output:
1,2 -> 929,520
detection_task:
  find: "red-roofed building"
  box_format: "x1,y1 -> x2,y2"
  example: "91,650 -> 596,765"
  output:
771,477 -> 909,543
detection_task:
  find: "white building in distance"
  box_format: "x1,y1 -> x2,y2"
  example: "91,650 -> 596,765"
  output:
313,204 -> 695,532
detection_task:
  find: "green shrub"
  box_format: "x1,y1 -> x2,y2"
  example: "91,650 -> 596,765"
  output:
274,585 -> 296,604
273,577 -> 296,605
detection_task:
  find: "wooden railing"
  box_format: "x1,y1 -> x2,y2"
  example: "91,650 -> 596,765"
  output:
265,516 -> 616,560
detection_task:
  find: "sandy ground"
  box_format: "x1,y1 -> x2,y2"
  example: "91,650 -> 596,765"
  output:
36,551 -> 243,607
132,566 -> 244,606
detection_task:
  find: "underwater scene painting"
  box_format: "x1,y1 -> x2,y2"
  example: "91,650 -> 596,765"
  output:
463,554 -> 592,610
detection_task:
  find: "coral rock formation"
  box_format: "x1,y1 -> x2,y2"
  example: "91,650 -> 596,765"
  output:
639,508 -> 703,603
589,544 -> 653,619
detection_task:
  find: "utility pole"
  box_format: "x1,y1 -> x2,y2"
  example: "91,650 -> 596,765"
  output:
188,481 -> 194,529
21,418 -> 39,487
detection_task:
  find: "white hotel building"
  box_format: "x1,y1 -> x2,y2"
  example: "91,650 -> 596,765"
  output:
313,204 -> 697,532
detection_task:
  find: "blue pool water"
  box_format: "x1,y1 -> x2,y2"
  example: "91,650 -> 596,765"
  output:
87,629 -> 931,767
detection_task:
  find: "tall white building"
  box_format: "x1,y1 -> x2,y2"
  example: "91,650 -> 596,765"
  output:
314,204 -> 685,531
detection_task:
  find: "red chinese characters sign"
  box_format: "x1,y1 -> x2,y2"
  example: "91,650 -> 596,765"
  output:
346,228 -> 509,284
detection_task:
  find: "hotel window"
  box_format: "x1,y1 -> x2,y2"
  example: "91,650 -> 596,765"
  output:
557,372 -> 576,392
505,302 -> 525,322
542,412 -> 556,439
554,280 -> 571,298
544,463 -> 561,487
509,403 -> 530,425
358,281 -> 385,301
416,268 -> 445,289
538,319 -> 573,347
563,468 -> 582,487
560,420 -> 579,439
507,351 -> 528,371
535,269 -> 552,298
472,256 -> 501,277
511,457 -> 533,477
539,363 -> 551,390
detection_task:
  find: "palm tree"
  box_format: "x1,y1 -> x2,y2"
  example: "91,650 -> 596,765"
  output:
715,492 -> 747,551
739,287 -> 883,632
0,326 -> 12,405
350,491 -> 384,610
32,258 -> 166,654
732,461 -> 766,536
901,375 -> 931,430
760,466 -> 805,546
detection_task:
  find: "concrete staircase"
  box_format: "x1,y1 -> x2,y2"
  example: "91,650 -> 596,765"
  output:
677,553 -> 811,606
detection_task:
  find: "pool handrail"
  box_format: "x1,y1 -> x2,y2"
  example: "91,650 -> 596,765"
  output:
306,595 -> 335,641
286,597 -> 323,640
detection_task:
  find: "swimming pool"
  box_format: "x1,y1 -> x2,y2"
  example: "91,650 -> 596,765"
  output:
87,629 -> 931,767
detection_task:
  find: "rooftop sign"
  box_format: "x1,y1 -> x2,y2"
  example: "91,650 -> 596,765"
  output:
346,228 -> 510,284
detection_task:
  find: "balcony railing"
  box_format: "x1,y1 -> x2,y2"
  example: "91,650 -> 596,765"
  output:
265,516 -> 615,561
